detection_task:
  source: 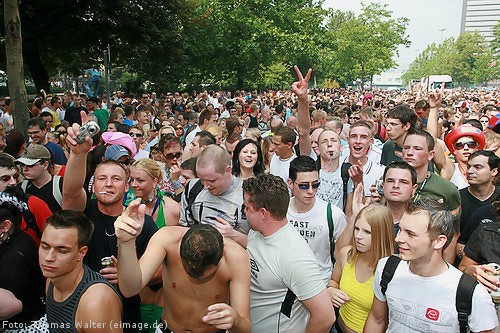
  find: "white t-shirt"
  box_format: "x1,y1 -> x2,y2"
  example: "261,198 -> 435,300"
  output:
287,198 -> 346,283
179,176 -> 249,235
316,167 -> 343,209
450,163 -> 469,190
372,257 -> 498,333
184,125 -> 201,147
248,223 -> 326,333
269,153 -> 296,184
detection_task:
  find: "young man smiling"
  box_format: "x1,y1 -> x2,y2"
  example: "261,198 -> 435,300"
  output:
364,200 -> 497,333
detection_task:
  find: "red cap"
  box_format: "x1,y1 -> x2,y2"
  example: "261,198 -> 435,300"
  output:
444,125 -> 485,154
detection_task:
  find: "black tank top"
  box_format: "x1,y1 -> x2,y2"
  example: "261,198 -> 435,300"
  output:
46,265 -> 119,332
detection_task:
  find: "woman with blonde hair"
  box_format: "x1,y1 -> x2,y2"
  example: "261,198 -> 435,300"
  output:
260,136 -> 275,173
128,158 -> 179,228
129,158 -> 180,332
205,124 -> 226,145
328,204 -> 395,333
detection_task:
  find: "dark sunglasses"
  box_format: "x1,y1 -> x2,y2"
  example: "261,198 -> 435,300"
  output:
165,152 -> 182,159
175,127 -> 183,130
295,181 -> 320,190
454,141 -> 478,150
0,173 -> 18,182
129,133 -> 143,138
350,117 -> 360,121
119,157 -> 132,165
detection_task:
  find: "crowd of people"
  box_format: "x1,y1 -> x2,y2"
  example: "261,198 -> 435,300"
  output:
0,66 -> 499,333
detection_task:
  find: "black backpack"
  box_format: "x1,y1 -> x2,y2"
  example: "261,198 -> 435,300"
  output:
380,255 -> 478,333
183,179 -> 204,225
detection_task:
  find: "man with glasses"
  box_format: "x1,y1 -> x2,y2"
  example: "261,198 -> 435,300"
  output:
287,156 -> 347,284
159,134 -> 183,195
444,125 -> 485,190
63,117 -> 158,332
17,144 -> 63,213
128,125 -> 150,160
380,104 -> 418,166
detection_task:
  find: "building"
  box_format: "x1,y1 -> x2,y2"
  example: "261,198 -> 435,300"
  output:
460,0 -> 500,42
372,69 -> 405,89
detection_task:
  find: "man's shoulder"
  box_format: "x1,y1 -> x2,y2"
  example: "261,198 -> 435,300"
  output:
429,173 -> 459,194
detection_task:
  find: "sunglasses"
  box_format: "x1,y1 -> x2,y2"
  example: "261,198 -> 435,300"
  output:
118,157 -> 132,166
129,133 -> 143,138
454,141 -> 478,150
0,173 -> 18,182
295,181 -> 320,190
350,117 -> 360,121
165,152 -> 182,159
175,127 -> 183,130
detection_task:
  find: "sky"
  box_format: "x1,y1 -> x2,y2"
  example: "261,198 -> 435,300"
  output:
322,0 -> 463,69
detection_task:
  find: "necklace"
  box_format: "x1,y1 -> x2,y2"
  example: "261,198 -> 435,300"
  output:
105,228 -> 116,237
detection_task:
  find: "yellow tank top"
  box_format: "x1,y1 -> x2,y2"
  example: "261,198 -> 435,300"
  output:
338,257 -> 374,332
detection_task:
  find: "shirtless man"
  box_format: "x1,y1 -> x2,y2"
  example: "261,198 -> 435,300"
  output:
115,200 -> 250,333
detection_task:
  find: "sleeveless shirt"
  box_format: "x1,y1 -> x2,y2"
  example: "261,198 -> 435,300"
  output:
338,257 -> 374,332
46,265 -> 119,332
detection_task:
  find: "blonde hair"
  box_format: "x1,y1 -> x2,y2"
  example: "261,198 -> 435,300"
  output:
347,204 -> 395,269
245,127 -> 261,143
261,136 -> 273,170
160,125 -> 175,137
205,125 -> 226,138
131,158 -> 164,181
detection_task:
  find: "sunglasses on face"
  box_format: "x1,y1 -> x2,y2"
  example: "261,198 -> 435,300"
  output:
119,157 -> 132,166
0,173 -> 18,182
295,181 -> 320,190
350,117 -> 360,121
165,152 -> 182,159
454,141 -> 478,150
129,133 -> 143,138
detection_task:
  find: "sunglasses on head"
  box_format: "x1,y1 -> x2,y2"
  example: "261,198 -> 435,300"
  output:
165,152 -> 182,159
454,141 -> 478,150
0,173 -> 18,182
295,181 -> 320,190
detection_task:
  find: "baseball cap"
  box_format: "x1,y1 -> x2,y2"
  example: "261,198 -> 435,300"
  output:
104,144 -> 130,161
444,125 -> 485,154
454,100 -> 470,110
16,144 -> 51,166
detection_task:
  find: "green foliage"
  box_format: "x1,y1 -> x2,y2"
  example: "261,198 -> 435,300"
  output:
320,3 -> 410,85
402,31 -> 498,86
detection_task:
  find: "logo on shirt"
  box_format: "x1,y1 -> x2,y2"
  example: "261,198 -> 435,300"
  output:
425,308 -> 440,321
250,259 -> 259,279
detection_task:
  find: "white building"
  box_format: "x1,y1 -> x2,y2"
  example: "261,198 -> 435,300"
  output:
372,69 -> 405,89
460,0 -> 500,42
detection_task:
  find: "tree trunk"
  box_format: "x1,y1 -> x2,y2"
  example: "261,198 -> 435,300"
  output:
4,0 -> 29,137
24,46 -> 51,93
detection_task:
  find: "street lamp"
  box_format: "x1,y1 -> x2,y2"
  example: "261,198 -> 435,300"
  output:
439,28 -> 446,43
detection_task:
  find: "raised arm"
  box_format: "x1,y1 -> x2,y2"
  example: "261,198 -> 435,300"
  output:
293,66 -> 313,156
116,200 -> 167,297
62,110 -> 92,211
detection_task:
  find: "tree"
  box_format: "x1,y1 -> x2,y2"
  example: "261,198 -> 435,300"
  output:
4,0 -> 28,136
322,3 -> 410,86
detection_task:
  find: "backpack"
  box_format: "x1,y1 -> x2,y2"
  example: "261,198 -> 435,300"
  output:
21,175 -> 63,208
326,202 -> 336,266
380,255 -> 478,333
183,179 -> 204,225
340,162 -> 351,210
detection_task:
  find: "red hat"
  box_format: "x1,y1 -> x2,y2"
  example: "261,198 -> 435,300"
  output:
444,125 -> 485,154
